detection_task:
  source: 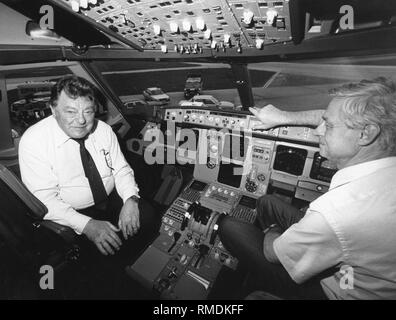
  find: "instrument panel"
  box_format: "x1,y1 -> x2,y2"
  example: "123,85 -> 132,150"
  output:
60,0 -> 293,52
126,106 -> 337,299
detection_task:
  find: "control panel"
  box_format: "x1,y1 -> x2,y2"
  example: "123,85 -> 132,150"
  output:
126,179 -> 257,299
127,108 -> 336,299
164,107 -> 319,144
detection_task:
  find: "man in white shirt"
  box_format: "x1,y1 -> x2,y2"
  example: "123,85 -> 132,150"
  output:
19,76 -> 159,258
219,77 -> 396,299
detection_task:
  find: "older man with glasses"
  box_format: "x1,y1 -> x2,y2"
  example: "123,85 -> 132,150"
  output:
219,77 -> 396,299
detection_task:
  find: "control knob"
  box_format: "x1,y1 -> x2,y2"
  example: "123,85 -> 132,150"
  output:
257,173 -> 266,182
245,179 -> 258,193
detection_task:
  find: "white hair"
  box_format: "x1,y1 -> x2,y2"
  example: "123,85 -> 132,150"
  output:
330,77 -> 396,153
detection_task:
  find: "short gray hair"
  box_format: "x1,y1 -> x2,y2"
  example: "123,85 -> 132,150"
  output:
330,77 -> 396,153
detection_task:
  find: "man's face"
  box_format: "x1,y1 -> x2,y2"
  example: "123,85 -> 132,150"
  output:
314,98 -> 362,169
51,90 -> 96,139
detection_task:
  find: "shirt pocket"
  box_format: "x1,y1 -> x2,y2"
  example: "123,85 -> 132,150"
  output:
95,148 -> 113,178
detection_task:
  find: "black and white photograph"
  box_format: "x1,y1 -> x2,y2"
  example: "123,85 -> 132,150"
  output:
1,0 -> 396,305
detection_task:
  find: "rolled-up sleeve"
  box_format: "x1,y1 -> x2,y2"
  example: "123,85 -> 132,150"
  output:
108,128 -> 139,203
273,210 -> 343,284
19,134 -> 91,234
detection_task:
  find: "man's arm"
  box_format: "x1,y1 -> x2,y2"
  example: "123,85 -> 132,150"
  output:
108,127 -> 140,202
273,210 -> 342,284
263,228 -> 282,263
19,135 -> 91,234
249,105 -> 325,130
106,126 -> 141,239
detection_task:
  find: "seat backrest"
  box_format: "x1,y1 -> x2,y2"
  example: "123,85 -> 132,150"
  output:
0,163 -> 47,264
0,163 -> 47,219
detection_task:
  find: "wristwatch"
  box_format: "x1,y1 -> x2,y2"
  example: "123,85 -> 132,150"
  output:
263,224 -> 279,235
130,195 -> 140,203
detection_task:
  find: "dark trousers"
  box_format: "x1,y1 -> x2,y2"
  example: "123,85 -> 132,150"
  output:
71,192 -> 161,299
218,195 -> 328,300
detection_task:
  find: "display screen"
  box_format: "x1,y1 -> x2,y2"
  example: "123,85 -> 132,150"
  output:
222,134 -> 248,162
238,195 -> 257,209
217,162 -> 244,188
310,152 -> 338,182
177,128 -> 199,152
273,145 -> 307,176
189,180 -> 207,192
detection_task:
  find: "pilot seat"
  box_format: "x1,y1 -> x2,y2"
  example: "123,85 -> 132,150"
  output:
0,163 -> 79,299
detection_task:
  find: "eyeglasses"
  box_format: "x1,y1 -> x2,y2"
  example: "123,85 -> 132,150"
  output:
101,149 -> 114,171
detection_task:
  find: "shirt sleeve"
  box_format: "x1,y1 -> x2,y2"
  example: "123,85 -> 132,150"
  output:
273,210 -> 343,284
107,127 -> 140,203
19,134 -> 91,234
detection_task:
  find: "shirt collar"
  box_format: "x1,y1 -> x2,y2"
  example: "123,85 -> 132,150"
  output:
330,157 -> 396,190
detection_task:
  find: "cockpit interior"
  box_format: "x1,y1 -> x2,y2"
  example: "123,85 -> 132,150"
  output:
1,0 -> 396,300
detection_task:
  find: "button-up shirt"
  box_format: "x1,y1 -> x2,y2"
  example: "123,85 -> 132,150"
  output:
274,157 -> 396,299
19,116 -> 139,234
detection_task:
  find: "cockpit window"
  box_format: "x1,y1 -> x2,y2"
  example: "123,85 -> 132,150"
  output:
5,66 -> 72,137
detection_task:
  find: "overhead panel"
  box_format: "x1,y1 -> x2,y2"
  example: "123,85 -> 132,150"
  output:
60,0 -> 292,52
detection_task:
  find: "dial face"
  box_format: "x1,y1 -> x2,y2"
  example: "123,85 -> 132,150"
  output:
273,145 -> 307,176
245,179 -> 258,193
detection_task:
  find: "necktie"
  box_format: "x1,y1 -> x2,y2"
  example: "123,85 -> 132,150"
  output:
74,138 -> 108,210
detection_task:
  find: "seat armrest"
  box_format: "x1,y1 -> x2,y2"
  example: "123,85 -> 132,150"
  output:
38,220 -> 78,244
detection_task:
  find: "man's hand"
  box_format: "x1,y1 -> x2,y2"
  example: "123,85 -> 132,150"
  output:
82,219 -> 122,255
249,105 -> 287,130
118,197 -> 140,240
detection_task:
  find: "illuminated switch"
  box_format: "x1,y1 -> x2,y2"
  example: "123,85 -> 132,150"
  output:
80,0 -> 88,9
169,21 -> 179,33
196,18 -> 206,30
210,145 -> 218,153
182,20 -> 192,32
71,0 -> 80,12
266,10 -> 278,25
276,17 -> 286,30
180,254 -> 187,264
